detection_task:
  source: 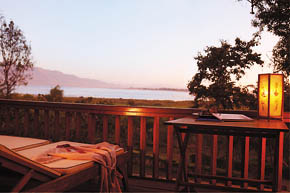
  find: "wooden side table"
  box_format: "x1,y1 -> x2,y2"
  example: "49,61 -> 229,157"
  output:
165,117 -> 289,192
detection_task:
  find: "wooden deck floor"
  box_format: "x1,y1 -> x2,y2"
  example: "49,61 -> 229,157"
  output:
67,176 -> 289,192
126,177 -> 227,192
0,167 -> 224,193
0,170 -> 288,192
69,177 -> 227,192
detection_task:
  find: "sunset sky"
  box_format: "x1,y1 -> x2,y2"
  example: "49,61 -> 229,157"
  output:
0,0 -> 278,89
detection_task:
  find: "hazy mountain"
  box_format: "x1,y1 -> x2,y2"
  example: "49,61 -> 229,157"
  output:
28,67 -> 121,88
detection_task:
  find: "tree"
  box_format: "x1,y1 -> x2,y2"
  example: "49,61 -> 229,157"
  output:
240,0 -> 290,111
240,0 -> 290,78
245,0 -> 290,37
0,16 -> 33,98
187,38 -> 263,109
272,36 -> 289,77
44,85 -> 64,102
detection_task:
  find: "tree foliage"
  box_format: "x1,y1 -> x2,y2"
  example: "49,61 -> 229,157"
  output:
44,85 -> 64,102
240,0 -> 289,111
0,16 -> 33,98
240,0 -> 290,78
284,81 -> 290,112
187,38 -> 263,109
247,0 -> 290,37
272,36 -> 289,77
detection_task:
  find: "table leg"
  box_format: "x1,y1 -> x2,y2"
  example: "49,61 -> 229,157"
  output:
176,152 -> 182,192
175,129 -> 184,192
175,127 -> 191,192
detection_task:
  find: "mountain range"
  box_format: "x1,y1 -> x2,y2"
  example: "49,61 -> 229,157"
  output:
28,67 -> 186,91
28,67 -> 120,88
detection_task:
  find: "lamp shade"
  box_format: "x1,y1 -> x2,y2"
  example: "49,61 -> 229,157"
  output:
258,74 -> 284,119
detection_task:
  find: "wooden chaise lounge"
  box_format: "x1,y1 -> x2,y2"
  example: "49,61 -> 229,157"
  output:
0,140 -> 128,192
0,135 -> 50,151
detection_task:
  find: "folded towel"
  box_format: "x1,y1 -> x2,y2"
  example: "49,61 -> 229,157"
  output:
33,142 -> 122,192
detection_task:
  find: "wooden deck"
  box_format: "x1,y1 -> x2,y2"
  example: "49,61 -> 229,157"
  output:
0,167 -> 288,192
127,177 -> 228,192
70,177 -> 289,192
0,167 -> 228,192
69,177 -> 227,192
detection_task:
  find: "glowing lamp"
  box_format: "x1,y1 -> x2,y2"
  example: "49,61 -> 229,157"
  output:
258,74 -> 284,119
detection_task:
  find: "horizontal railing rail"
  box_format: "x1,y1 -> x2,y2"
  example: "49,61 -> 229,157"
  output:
0,99 -> 289,192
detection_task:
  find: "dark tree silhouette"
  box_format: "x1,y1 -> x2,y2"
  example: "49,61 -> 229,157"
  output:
187,38 -> 263,109
44,85 -> 64,102
245,0 -> 290,37
272,36 -> 289,77
240,0 -> 290,78
240,0 -> 289,112
0,16 -> 33,98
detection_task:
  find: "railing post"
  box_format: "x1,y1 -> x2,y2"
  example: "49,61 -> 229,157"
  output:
24,109 -> 29,136
166,117 -> 174,180
54,111 -> 60,140
0,105 -> 3,131
140,116 -> 146,177
88,113 -> 96,144
153,116 -> 160,179
226,136 -> 234,187
34,109 -> 39,137
102,116 -> 108,141
195,134 -> 203,183
127,116 -> 133,176
75,112 -> 81,140
115,116 -> 120,145
65,112 -> 71,140
258,137 -> 266,191
211,135 -> 218,185
44,110 -> 49,139
273,132 -> 284,192
5,106 -> 10,131
14,108 -> 20,136
241,136 -> 250,189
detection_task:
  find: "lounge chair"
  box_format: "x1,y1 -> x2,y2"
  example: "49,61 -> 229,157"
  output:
0,135 -> 50,151
0,140 -> 129,192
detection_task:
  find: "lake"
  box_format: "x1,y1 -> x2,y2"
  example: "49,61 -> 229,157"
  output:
15,86 -> 193,101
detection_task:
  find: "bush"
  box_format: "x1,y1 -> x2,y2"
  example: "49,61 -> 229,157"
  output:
23,94 -> 34,100
44,85 -> 63,102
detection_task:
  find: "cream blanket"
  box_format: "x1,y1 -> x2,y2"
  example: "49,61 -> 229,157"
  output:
33,142 -> 122,192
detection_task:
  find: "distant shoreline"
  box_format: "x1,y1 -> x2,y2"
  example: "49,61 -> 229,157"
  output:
28,83 -> 187,92
127,87 -> 187,92
16,85 -> 192,101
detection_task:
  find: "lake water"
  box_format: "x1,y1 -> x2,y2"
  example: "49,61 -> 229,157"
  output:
15,86 -> 193,101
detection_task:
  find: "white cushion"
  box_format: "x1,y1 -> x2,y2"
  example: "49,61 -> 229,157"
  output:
0,135 -> 49,151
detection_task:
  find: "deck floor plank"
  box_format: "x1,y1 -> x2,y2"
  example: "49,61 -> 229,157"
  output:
68,177 -> 227,192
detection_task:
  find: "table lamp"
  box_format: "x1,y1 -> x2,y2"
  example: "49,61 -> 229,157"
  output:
258,73 -> 284,120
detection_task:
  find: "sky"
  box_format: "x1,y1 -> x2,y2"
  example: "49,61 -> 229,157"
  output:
0,0 -> 278,89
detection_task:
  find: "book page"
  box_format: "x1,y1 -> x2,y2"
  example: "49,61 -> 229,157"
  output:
212,113 -> 254,122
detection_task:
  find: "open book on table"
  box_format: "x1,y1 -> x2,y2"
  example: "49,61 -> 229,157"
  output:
196,113 -> 254,122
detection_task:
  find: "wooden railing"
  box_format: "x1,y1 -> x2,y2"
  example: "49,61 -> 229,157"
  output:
0,99 -> 289,192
